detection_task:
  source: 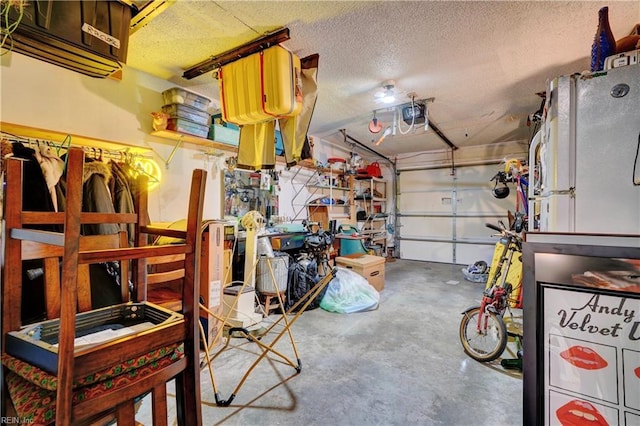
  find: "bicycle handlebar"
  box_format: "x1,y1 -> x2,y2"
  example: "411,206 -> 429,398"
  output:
485,222 -> 523,243
485,223 -> 502,232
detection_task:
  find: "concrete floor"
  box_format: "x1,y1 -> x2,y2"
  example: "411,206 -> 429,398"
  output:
138,259 -> 523,425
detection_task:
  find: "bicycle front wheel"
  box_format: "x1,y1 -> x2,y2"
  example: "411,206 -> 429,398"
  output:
459,306 -> 507,362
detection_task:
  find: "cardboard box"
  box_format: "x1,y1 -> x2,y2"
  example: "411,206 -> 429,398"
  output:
199,222 -> 225,348
335,254 -> 385,291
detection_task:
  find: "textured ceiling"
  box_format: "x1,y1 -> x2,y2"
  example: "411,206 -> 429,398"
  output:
126,1 -> 640,157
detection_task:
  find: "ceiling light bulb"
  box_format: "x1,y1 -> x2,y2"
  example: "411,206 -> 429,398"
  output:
382,89 -> 395,104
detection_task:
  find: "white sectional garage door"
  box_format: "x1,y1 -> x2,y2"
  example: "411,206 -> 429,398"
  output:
396,164 -> 515,266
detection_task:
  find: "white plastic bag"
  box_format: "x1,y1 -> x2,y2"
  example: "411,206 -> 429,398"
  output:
320,267 -> 379,313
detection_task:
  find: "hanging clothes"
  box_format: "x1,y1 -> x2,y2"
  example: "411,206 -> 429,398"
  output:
10,142 -> 57,324
56,154 -> 123,308
1,139 -> 14,233
109,160 -> 136,247
80,157 -> 121,236
11,142 -> 57,220
278,53 -> 319,166
237,120 -> 276,171
81,157 -> 125,308
34,145 -> 65,212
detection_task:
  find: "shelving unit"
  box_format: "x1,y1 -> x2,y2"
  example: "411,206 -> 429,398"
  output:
304,174 -> 354,230
300,171 -> 388,255
151,129 -> 238,151
151,129 -> 316,168
354,176 -> 388,255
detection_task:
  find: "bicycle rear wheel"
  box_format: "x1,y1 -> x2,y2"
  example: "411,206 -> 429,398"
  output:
459,306 -> 507,362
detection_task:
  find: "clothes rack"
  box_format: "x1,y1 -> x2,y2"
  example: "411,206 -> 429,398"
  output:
1,131 -> 152,161
1,131 -> 159,184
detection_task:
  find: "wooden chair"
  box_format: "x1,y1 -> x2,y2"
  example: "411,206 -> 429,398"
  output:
137,219 -> 224,349
1,147 -> 204,425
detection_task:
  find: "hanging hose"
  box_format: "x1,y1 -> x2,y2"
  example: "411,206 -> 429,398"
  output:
396,96 -> 416,135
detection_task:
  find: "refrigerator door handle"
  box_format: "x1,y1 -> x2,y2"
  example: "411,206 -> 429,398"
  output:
547,188 -> 575,197
528,131 -> 543,231
528,188 -> 575,200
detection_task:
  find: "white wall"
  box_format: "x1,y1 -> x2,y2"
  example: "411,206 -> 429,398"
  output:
0,52 -> 358,226
2,51 -> 526,263
1,52 -> 226,222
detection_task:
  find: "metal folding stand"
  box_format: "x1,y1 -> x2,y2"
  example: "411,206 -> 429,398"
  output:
198,255 -> 337,406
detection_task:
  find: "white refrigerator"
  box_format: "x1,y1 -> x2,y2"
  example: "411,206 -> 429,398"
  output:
529,63 -> 640,234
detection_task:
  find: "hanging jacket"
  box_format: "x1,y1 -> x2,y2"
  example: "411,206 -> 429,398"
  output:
10,142 -> 56,324
78,158 -> 122,309
10,142 -> 56,222
109,161 -> 136,247
35,145 -> 65,212
81,158 -> 120,236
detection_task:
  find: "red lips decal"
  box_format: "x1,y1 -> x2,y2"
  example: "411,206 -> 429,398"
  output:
635,366 -> 640,379
556,399 -> 609,426
560,346 -> 608,370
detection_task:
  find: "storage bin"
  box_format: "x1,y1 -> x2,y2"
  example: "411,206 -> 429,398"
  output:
5,0 -> 135,78
162,87 -> 211,111
211,113 -> 239,130
166,117 -> 209,138
335,254 -> 385,291
275,129 -> 285,156
208,124 -> 240,146
256,254 -> 289,293
162,103 -> 210,126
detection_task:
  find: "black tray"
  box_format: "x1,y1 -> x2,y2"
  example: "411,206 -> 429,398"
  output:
6,302 -> 182,374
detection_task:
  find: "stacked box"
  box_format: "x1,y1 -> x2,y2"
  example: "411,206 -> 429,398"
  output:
162,103 -> 210,125
162,87 -> 211,110
161,87 -> 211,138
166,117 -> 209,138
335,254 -> 386,291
